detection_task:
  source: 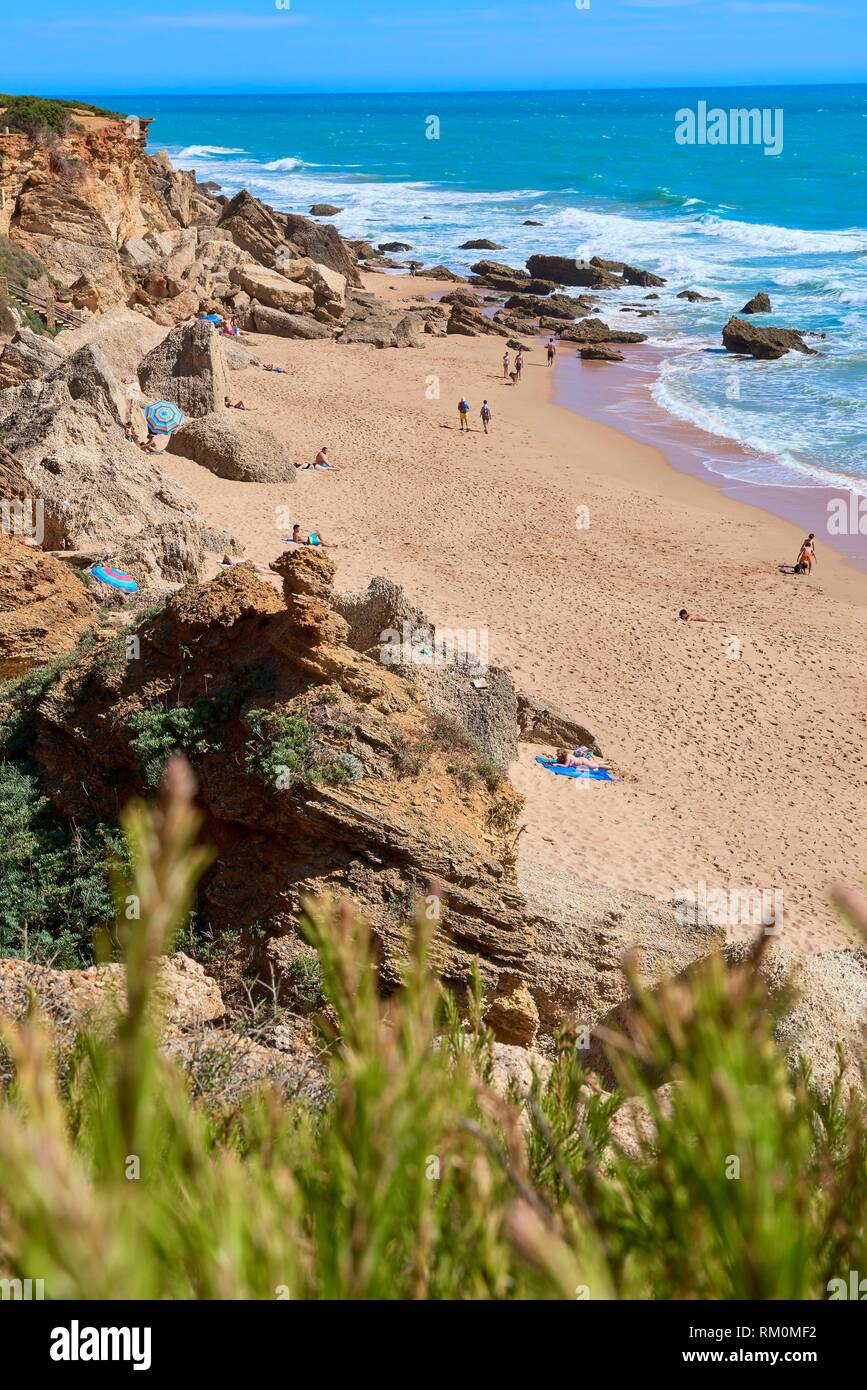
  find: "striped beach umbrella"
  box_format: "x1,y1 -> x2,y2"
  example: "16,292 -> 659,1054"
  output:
144,400 -> 185,436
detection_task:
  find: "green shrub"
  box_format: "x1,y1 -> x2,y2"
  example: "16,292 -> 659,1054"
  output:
0,762 -> 126,966
244,707 -> 321,789
127,702 -> 218,788
0,233 -> 48,291
0,94 -> 127,137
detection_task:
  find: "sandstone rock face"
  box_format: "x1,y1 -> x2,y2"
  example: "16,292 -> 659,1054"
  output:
334,575 -> 520,770
518,862 -> 726,1037
0,948 -> 327,1108
0,329 -> 65,390
169,413 -> 298,483
29,557 -> 536,1043
526,255 -> 621,289
0,952 -> 224,1032
217,190 -> 286,265
726,939 -> 867,1098
0,531 -> 95,678
231,265 -> 315,315
56,307 -> 168,384
248,304 -> 335,339
0,350 -> 207,585
741,292 -> 772,314
722,315 -> 816,360
138,320 -> 229,416
11,184 -> 126,306
283,213 -> 362,287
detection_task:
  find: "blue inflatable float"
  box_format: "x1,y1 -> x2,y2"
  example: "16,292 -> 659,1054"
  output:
90,564 -> 139,594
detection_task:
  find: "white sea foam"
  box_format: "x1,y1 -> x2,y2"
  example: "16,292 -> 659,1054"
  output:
174,145 -> 247,158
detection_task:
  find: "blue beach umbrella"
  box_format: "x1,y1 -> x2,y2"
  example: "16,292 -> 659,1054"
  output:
144,400 -> 185,435
200,312 -> 223,324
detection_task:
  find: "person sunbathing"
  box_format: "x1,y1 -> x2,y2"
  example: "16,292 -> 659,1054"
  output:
555,747 -> 612,770
679,609 -> 724,623
288,524 -> 338,548
224,396 -> 250,410
262,363 -> 285,373
296,448 -> 338,470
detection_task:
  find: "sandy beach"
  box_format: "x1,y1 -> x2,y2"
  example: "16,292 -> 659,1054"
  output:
160,272 -> 867,953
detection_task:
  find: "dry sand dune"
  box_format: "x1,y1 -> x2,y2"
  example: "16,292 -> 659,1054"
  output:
160,273 -> 867,952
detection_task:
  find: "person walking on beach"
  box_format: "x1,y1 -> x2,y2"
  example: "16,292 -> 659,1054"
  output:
796,532 -> 817,574
503,351 -> 511,379
515,351 -> 524,381
546,339 -> 557,367
458,396 -> 471,432
480,400 -> 492,434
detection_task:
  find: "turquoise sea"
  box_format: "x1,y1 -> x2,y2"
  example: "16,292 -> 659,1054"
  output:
98,87 -> 867,494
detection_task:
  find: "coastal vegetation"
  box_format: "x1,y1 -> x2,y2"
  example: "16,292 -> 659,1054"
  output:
0,766 -> 863,1299
0,93 -> 126,137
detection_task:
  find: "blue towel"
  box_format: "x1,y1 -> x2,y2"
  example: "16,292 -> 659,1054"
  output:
536,757 -> 615,781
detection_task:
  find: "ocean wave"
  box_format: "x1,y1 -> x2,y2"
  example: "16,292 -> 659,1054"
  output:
263,156 -> 306,171
174,145 -> 246,158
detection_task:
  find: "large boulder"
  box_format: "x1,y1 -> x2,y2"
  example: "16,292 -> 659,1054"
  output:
722,315 -> 816,360
589,256 -> 666,288
230,264 -> 315,315
559,318 -> 647,345
283,213 -> 362,287
169,413 -> 297,483
460,239 -> 505,250
446,301 -> 509,337
526,255 -> 621,289
138,320 -> 229,416
504,292 -> 594,321
217,190 -> 286,266
0,329 -> 65,391
56,307 -> 168,384
248,304 -> 335,339
516,692 -> 599,753
0,529 -> 95,679
310,203 -> 343,217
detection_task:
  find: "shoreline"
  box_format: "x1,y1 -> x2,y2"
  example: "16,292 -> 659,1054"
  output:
160,270 -> 867,953
553,340 -> 867,580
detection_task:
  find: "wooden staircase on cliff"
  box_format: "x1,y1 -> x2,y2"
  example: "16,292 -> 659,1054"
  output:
0,272 -> 86,330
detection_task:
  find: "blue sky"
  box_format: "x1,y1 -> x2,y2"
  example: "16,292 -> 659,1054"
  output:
2,0 -> 865,94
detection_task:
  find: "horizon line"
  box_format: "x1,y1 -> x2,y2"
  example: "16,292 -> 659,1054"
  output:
36,78 -> 867,101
